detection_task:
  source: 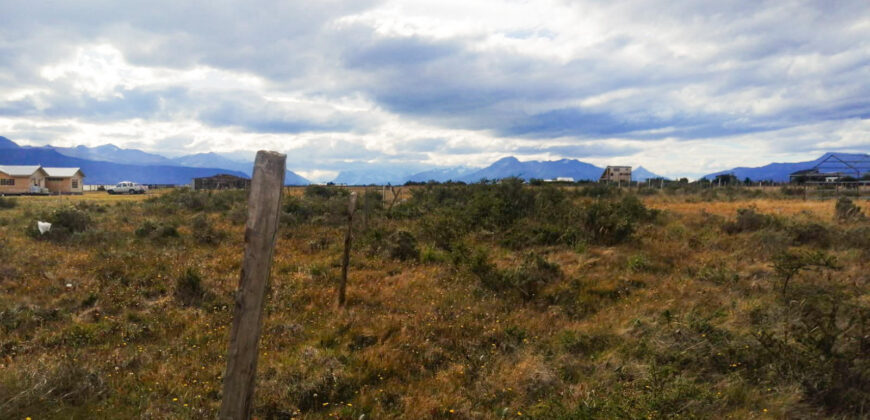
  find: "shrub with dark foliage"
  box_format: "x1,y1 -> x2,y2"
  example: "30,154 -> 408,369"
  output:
388,230 -> 419,261
27,206 -> 92,241
0,196 -> 17,209
835,197 -> 864,222
722,207 -> 774,234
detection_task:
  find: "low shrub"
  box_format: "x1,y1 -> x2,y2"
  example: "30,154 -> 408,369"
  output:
752,278 -> 869,415
580,195 -> 658,245
27,206 -> 92,241
135,220 -> 179,240
175,267 -> 207,307
722,207 -> 774,234
146,188 -> 246,213
134,220 -> 157,238
841,226 -> 870,249
787,221 -> 833,247
0,196 -> 17,209
419,211 -> 469,251
771,249 -> 839,296
835,197 -> 864,222
577,184 -> 621,198
472,251 -> 561,301
387,230 -> 419,261
0,355 -> 108,415
191,214 -> 225,245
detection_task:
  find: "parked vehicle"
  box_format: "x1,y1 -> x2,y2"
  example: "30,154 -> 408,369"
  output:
107,181 -> 147,194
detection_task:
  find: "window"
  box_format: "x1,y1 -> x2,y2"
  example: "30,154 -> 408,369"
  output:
0,179 -> 13,186
72,180 -> 78,188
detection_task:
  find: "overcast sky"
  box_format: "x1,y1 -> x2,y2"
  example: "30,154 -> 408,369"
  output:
1,1 -> 868,181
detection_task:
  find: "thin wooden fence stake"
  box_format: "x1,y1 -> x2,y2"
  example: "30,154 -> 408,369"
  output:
338,192 -> 358,307
219,151 -> 286,420
387,186 -> 401,213
362,188 -> 370,231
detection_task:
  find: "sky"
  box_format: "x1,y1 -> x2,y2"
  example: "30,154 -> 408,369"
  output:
1,0 -> 869,182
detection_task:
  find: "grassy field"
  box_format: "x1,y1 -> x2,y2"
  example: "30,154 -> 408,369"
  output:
0,184 -> 868,419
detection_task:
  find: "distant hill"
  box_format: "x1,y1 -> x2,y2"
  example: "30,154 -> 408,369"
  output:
632,166 -> 667,182
459,157 -> 605,182
703,152 -> 870,182
5,138 -> 310,185
332,166 -> 422,185
46,144 -> 174,166
405,166 -> 476,183
0,137 -> 249,185
169,152 -> 309,185
0,136 -> 20,149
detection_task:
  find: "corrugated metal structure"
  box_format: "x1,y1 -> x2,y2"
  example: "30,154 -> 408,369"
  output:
192,174 -> 251,190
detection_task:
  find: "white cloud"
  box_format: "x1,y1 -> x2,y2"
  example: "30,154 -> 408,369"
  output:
0,0 -> 868,181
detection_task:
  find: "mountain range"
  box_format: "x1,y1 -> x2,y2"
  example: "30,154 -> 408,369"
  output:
1,135 -> 681,185
1,137 -> 310,185
402,158 -> 665,184
703,152 -> 870,182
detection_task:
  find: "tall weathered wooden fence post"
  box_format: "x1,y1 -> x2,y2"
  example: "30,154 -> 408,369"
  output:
338,192 -> 358,307
219,151 -> 286,420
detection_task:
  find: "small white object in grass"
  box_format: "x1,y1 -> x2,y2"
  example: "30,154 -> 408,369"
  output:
37,221 -> 52,234
66,283 -> 73,288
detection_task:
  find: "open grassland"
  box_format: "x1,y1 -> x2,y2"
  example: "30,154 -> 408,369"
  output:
0,183 -> 868,419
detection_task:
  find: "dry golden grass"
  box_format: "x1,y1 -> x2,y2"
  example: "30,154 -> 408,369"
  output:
0,188 -> 867,419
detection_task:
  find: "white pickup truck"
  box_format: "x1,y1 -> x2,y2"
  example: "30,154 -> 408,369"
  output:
107,181 -> 148,194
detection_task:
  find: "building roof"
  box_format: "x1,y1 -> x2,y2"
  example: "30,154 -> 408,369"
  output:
790,169 -> 846,176
43,167 -> 84,177
0,165 -> 43,176
193,173 -> 250,180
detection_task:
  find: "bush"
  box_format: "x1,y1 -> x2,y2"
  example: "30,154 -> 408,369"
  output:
191,214 -> 225,245
835,197 -> 864,222
0,196 -> 17,209
175,268 -> 207,307
135,220 -> 157,238
146,188 -> 246,213
580,195 -> 657,245
135,220 -> 179,240
387,230 -> 419,261
28,206 -> 92,240
753,280 -> 869,415
787,221 -> 833,247
157,225 -> 179,238
50,207 -> 91,233
577,184 -> 621,198
771,249 -> 839,296
0,355 -> 108,415
471,251 -> 561,301
419,210 -> 469,250
842,226 -> 870,249
304,185 -> 349,200
503,253 -> 562,300
722,207 -> 774,234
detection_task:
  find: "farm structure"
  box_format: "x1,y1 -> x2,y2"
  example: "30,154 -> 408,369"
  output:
192,174 -> 251,190
0,165 -> 48,194
599,166 -> 632,183
43,167 -> 85,194
790,153 -> 870,184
